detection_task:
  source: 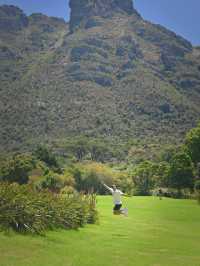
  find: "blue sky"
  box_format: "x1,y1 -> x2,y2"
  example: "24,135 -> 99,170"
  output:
0,0 -> 199,45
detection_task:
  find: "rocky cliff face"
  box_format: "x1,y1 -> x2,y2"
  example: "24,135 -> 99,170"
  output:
0,5 -> 28,32
69,0 -> 140,32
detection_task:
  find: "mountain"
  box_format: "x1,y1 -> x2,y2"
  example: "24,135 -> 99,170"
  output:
0,1 -> 200,152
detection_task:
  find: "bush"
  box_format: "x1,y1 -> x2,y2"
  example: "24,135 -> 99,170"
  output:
194,180 -> 200,204
69,163 -> 116,194
85,194 -> 98,224
36,172 -> 64,193
34,145 -> 60,171
0,183 -> 98,235
61,185 -> 76,195
0,154 -> 36,184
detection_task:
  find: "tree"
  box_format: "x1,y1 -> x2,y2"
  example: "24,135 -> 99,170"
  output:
82,171 -> 101,193
89,140 -> 113,162
194,180 -> 200,204
159,145 -> 179,162
153,161 -> 170,187
168,152 -> 194,192
0,154 -> 36,184
65,137 -> 89,161
70,166 -> 84,192
130,161 -> 155,196
34,145 -> 59,169
185,123 -> 200,164
197,163 -> 200,178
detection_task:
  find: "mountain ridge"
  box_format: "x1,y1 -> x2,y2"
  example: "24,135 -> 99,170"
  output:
0,3 -> 200,152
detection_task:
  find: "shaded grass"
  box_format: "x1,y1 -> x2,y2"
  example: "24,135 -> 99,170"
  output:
0,196 -> 200,266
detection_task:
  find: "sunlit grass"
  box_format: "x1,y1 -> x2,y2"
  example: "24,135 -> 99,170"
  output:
0,196 -> 200,266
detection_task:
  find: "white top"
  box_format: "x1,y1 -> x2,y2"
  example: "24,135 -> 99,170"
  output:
103,184 -> 123,205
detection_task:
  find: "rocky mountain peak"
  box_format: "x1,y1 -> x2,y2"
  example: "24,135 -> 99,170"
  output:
0,5 -> 23,16
69,0 -> 138,32
0,5 -> 28,31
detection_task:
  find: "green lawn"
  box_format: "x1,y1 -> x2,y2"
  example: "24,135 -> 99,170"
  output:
0,196 -> 200,266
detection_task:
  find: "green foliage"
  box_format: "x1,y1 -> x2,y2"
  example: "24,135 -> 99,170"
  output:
88,139 -> 114,162
194,180 -> 200,204
116,175 -> 134,196
197,163 -> 200,177
69,163 -> 114,194
159,145 -> 180,162
168,152 -> 194,191
65,162 -> 131,195
34,145 -> 60,171
194,180 -> 200,191
82,170 -> 101,193
130,161 -> 156,196
0,183 -> 98,235
152,161 -> 170,187
185,123 -> 200,164
129,160 -> 170,196
35,169 -> 76,194
36,171 -> 64,193
65,137 -> 89,161
70,166 -> 83,192
61,185 -> 76,195
64,137 -> 114,162
0,154 -> 36,184
85,194 -> 98,224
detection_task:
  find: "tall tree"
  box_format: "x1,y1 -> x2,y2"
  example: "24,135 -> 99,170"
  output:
185,123 -> 200,164
168,152 -> 194,191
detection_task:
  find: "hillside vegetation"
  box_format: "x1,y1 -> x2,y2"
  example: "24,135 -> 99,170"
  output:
0,2 -> 200,151
1,123 -> 200,201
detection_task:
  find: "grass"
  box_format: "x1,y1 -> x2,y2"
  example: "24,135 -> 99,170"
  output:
0,196 -> 200,266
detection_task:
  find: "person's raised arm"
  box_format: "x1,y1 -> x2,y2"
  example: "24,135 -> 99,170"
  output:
102,183 -> 113,193
118,189 -> 132,197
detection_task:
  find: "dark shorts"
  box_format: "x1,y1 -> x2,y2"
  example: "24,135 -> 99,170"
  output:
113,204 -> 122,211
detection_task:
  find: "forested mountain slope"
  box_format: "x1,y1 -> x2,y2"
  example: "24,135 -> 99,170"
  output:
0,1 -> 200,151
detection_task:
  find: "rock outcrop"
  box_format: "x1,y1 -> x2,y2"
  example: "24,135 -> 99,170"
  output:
0,5 -> 28,31
69,0 -> 139,32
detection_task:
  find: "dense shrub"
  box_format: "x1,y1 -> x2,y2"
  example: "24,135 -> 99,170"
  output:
36,171 -> 64,193
69,163 -> 115,194
34,145 -> 60,171
68,162 -> 130,194
194,180 -> 200,204
0,154 -> 36,184
61,185 -> 76,195
64,137 -> 114,162
0,183 -> 98,235
86,194 -> 98,224
152,187 -> 192,199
